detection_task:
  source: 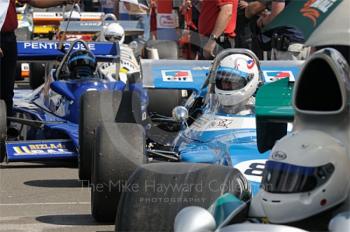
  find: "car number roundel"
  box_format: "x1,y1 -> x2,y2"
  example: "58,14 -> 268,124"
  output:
234,159 -> 267,183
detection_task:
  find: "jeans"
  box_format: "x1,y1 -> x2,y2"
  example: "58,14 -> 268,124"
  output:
129,14 -> 150,43
0,32 -> 17,117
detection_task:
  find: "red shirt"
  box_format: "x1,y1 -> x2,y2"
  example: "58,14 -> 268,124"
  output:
199,0 -> 238,37
2,0 -> 18,32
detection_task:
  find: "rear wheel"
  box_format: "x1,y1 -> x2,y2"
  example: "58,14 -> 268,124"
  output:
29,63 -> 45,89
115,163 -> 251,231
0,100 -> 7,162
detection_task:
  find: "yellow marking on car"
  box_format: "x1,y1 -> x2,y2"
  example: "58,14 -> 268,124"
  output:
33,26 -> 57,34
12,143 -> 67,155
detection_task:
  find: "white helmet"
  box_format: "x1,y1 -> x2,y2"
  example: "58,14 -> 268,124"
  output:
250,130 -> 350,223
104,23 -> 125,45
214,53 -> 259,107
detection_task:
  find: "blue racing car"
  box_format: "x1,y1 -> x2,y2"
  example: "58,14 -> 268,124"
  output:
87,49 -> 303,224
0,39 -> 126,165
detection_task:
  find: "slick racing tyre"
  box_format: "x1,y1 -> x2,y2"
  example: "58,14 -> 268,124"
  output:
91,122 -> 145,222
0,100 -> 7,162
145,40 -> 179,59
79,90 -> 122,181
115,163 -> 251,231
256,120 -> 287,153
15,63 -> 23,81
29,63 -> 45,89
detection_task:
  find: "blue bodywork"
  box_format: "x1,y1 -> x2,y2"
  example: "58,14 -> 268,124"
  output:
6,41 -> 125,162
174,113 -> 269,195
141,59 -> 303,195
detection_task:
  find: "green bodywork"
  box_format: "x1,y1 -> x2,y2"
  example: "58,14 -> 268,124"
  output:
264,0 -> 342,41
256,78 -> 295,122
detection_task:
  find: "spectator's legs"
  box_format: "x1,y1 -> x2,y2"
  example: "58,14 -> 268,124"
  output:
130,14 -> 151,43
0,33 -> 17,118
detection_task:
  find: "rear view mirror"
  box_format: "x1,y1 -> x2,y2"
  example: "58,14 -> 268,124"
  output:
174,206 -> 216,232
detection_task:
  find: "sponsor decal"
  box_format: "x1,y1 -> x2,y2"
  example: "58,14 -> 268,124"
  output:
161,70 -> 193,82
247,59 -> 255,69
271,151 -> 287,160
263,70 -> 295,82
12,143 -> 71,156
22,42 -> 96,51
80,13 -> 104,19
300,0 -> 336,26
21,63 -> 29,71
191,115 -> 256,131
79,21 -> 102,27
33,12 -> 63,18
157,13 -> 179,28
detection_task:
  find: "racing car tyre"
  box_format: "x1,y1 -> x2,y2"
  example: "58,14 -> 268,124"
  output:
145,40 -> 179,59
256,120 -> 287,153
115,163 -> 251,231
147,89 -> 182,117
91,122 -> 145,222
79,90 -> 122,181
29,63 -> 45,89
0,100 -> 7,162
15,63 -> 23,81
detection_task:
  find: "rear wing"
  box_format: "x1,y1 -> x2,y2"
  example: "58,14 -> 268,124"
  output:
17,41 -> 119,62
256,77 -> 295,123
141,59 -> 303,93
32,12 -> 104,25
59,20 -> 144,36
255,74 -> 300,154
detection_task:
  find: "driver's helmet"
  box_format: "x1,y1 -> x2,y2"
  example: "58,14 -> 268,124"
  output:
254,130 -> 350,223
67,50 -> 97,78
104,23 -> 125,45
214,53 -> 260,110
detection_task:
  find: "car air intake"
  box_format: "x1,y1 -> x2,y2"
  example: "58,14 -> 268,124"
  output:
294,48 -> 349,115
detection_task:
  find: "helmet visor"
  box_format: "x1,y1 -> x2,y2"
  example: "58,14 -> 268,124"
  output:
105,34 -> 123,42
262,160 -> 334,193
215,67 -> 251,91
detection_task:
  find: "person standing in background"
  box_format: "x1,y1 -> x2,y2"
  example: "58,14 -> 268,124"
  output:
198,0 -> 239,59
0,0 -> 79,130
100,0 -> 115,13
122,0 -> 151,42
235,0 -> 253,49
246,0 -> 308,60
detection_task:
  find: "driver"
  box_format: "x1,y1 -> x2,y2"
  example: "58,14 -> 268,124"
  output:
103,23 -> 125,45
67,50 -> 97,79
214,53 -> 260,115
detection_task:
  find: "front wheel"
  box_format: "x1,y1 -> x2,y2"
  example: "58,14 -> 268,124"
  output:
115,162 -> 251,231
91,122 -> 145,222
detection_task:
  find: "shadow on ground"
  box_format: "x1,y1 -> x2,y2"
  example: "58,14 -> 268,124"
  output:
0,161 -> 77,169
36,214 -> 114,226
23,179 -> 89,188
